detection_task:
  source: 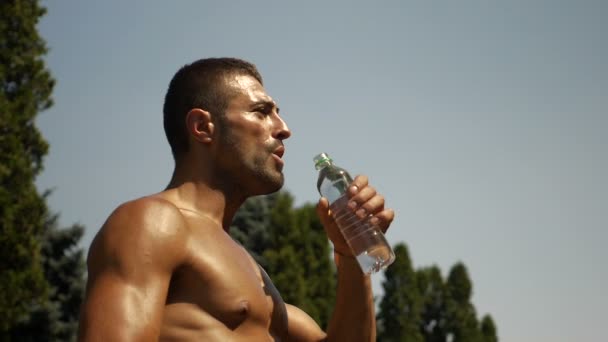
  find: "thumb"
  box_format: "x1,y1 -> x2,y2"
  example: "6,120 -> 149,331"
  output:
316,197 -> 332,227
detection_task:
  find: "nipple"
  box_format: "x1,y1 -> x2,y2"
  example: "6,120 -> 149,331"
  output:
238,300 -> 250,316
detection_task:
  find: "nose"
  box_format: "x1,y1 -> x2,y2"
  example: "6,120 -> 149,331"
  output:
273,113 -> 291,140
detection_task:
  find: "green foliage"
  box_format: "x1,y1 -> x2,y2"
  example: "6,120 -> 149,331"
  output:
231,194 -> 274,267
0,2 -> 87,339
261,192 -> 307,312
377,244 -> 499,342
293,204 -> 335,328
9,216 -> 86,342
446,263 -> 473,305
377,243 -> 424,342
417,266 -> 449,342
229,179 -> 500,342
0,0 -> 55,332
232,195 -> 501,340
231,191 -> 336,328
446,263 -> 482,342
264,244 -> 307,307
480,314 -> 498,342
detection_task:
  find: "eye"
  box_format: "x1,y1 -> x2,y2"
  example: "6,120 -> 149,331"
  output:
254,105 -> 272,116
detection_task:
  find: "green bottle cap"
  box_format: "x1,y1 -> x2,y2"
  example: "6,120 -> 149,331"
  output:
313,153 -> 332,170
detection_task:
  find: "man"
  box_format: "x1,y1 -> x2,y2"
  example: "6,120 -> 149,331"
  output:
78,58 -> 395,341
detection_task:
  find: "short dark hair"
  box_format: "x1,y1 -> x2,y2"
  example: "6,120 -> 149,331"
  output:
163,57 -> 263,160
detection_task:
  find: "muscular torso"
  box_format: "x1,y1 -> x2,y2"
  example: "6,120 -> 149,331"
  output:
158,204 -> 288,341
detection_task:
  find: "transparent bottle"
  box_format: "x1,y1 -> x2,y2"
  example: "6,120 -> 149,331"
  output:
314,152 -> 395,274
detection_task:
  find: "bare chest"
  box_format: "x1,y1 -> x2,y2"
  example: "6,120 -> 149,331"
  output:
161,223 -> 287,340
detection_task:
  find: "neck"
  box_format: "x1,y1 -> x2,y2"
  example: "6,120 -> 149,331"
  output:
166,161 -> 247,232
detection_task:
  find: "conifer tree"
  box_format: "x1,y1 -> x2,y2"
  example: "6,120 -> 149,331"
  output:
262,192 -> 307,306
1,3 -> 88,340
10,215 -> 85,342
378,245 -> 500,341
293,204 -> 335,328
480,314 -> 498,342
445,262 -> 482,342
231,192 -> 337,328
1,0 -> 55,332
417,265 -> 449,342
377,243 -> 423,342
231,194 -> 274,267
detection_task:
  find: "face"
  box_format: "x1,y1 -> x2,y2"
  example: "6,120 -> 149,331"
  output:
213,74 -> 291,196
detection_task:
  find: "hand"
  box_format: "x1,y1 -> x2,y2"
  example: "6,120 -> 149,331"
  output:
316,175 -> 395,257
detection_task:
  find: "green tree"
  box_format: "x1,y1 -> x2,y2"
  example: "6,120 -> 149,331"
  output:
377,245 -> 499,342
445,262 -> 482,342
262,192 -> 307,306
377,243 -> 423,342
417,266 -> 449,342
293,204 -> 335,328
0,0 -> 55,332
231,192 -> 336,328
480,314 -> 498,342
231,194 -> 274,267
9,215 -> 86,342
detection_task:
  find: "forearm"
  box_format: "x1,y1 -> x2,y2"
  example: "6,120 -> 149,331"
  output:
326,255 -> 376,342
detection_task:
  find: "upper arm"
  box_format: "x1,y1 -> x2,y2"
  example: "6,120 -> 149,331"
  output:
78,199 -> 187,341
286,304 -> 327,342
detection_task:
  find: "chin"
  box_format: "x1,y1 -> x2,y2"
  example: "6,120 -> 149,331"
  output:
268,180 -> 284,193
252,174 -> 284,196
263,179 -> 284,194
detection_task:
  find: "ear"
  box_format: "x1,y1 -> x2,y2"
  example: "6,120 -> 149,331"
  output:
185,108 -> 215,144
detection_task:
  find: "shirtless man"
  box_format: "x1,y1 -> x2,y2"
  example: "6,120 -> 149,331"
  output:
77,58 -> 395,341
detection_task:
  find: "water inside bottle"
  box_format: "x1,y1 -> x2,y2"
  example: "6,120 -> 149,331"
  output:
330,195 -> 395,274
316,154 -> 395,274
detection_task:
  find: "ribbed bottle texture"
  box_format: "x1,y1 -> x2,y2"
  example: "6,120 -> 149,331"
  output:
314,153 -> 395,274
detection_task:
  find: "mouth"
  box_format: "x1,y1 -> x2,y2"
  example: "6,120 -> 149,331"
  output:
272,146 -> 285,159
271,146 -> 285,169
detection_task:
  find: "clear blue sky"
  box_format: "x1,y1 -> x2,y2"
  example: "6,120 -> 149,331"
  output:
36,1 -> 607,341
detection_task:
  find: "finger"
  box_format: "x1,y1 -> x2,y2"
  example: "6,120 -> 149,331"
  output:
357,193 -> 385,218
348,175 -> 369,196
317,196 -> 330,211
349,184 -> 376,204
316,197 -> 332,227
369,208 -> 395,233
317,197 -> 350,253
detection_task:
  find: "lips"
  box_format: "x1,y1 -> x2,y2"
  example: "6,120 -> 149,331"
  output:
273,146 -> 285,159
271,145 -> 285,170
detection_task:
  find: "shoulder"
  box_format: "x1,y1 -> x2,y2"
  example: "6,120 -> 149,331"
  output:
106,195 -> 186,233
88,196 -> 189,274
102,195 -> 187,242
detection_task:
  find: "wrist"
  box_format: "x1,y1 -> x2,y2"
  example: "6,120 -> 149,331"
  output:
333,250 -> 355,267
333,252 -> 370,279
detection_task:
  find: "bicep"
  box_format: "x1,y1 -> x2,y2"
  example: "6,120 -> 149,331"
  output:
286,304 -> 327,342
79,269 -> 170,341
78,200 -> 186,341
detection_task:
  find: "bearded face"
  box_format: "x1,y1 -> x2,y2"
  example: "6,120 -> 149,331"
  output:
211,74 -> 290,196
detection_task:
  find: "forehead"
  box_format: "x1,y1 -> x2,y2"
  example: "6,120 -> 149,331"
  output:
225,74 -> 275,107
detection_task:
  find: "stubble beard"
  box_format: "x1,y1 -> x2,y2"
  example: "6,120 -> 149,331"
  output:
218,127 -> 284,197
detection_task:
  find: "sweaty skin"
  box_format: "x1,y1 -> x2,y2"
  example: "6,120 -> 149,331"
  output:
77,74 -> 394,341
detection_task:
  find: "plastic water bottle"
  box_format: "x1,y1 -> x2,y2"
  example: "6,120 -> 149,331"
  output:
314,152 -> 395,274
